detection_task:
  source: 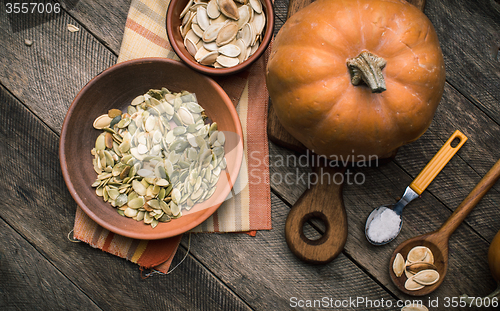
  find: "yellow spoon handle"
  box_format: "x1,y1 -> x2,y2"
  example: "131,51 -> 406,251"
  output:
409,130 -> 468,195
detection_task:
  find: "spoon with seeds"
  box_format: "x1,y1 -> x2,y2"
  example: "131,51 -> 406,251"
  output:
389,158 -> 500,296
365,130 -> 468,245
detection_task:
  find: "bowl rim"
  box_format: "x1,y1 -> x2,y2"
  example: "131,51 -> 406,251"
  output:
59,57 -> 244,239
166,0 -> 274,76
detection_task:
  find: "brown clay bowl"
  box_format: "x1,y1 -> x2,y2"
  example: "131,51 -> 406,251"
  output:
60,58 -> 243,240
166,0 -> 274,76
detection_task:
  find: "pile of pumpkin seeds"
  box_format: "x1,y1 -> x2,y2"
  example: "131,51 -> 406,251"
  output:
180,0 -> 266,68
91,88 -> 226,228
393,246 -> 440,291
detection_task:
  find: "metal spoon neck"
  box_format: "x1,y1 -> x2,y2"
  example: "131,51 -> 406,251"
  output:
392,186 -> 419,215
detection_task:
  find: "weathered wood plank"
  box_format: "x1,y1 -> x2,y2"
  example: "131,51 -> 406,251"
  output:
181,193 -> 398,311
273,0 -> 289,36
0,219 -> 102,311
0,85 -> 252,311
0,5 -> 116,133
425,0 -> 500,126
61,0 -> 131,54
268,118 -> 497,302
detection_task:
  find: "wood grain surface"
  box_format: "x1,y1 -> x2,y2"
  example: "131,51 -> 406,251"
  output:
1,0 -> 500,310
0,217 -> 102,311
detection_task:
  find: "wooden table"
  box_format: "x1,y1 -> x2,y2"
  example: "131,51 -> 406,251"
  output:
1,0 -> 500,310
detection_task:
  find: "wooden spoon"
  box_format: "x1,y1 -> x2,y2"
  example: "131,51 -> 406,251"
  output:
389,158 -> 500,296
285,165 -> 348,264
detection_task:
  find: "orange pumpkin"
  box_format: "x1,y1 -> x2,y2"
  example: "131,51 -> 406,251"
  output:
489,229 -> 500,282
266,0 -> 445,161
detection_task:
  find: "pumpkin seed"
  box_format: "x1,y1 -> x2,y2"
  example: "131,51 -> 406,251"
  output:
185,37 -> 198,56
191,23 -> 205,38
219,44 -> 241,57
131,95 -> 145,106
235,39 -> 248,63
136,210 -> 145,221
217,55 -> 240,67
93,114 -> 113,129
404,277 -> 425,291
128,197 -> 145,209
182,10 -> 192,27
216,22 -> 239,46
197,6 -> 210,30
252,10 -> 265,35
199,51 -> 219,66
115,194 -> 128,207
108,109 -> 122,118
178,107 -> 195,125
239,23 -> 254,47
170,202 -> 181,216
202,23 -> 224,43
187,101 -> 203,113
218,0 -> 239,20
237,5 -> 251,28
206,0 -> 220,18
406,262 -> 437,274
95,133 -> 106,150
393,253 -> 405,278
180,0 -> 194,18
249,0 -> 261,13
159,213 -> 171,222
91,89 -> 225,227
423,249 -> 434,264
124,207 -> 138,218
412,270 -> 440,286
144,212 -> 153,224
407,246 -> 430,263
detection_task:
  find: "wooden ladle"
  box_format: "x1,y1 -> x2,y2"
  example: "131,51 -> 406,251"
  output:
389,158 -> 500,296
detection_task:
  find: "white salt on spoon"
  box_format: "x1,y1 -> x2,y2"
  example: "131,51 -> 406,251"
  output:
365,205 -> 402,244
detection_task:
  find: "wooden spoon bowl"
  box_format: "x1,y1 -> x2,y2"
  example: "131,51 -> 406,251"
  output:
389,232 -> 448,296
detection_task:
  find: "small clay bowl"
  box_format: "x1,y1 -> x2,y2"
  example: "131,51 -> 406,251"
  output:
60,58 -> 243,240
166,0 -> 274,76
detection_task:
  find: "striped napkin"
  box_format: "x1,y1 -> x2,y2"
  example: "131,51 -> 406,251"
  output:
73,0 -> 271,273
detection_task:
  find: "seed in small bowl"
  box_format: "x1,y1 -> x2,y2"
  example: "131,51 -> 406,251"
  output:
179,0 -> 267,68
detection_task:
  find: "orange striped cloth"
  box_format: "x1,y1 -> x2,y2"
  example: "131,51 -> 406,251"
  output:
73,0 -> 272,273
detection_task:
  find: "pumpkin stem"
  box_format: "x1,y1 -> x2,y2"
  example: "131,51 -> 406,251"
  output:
347,51 -> 387,93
